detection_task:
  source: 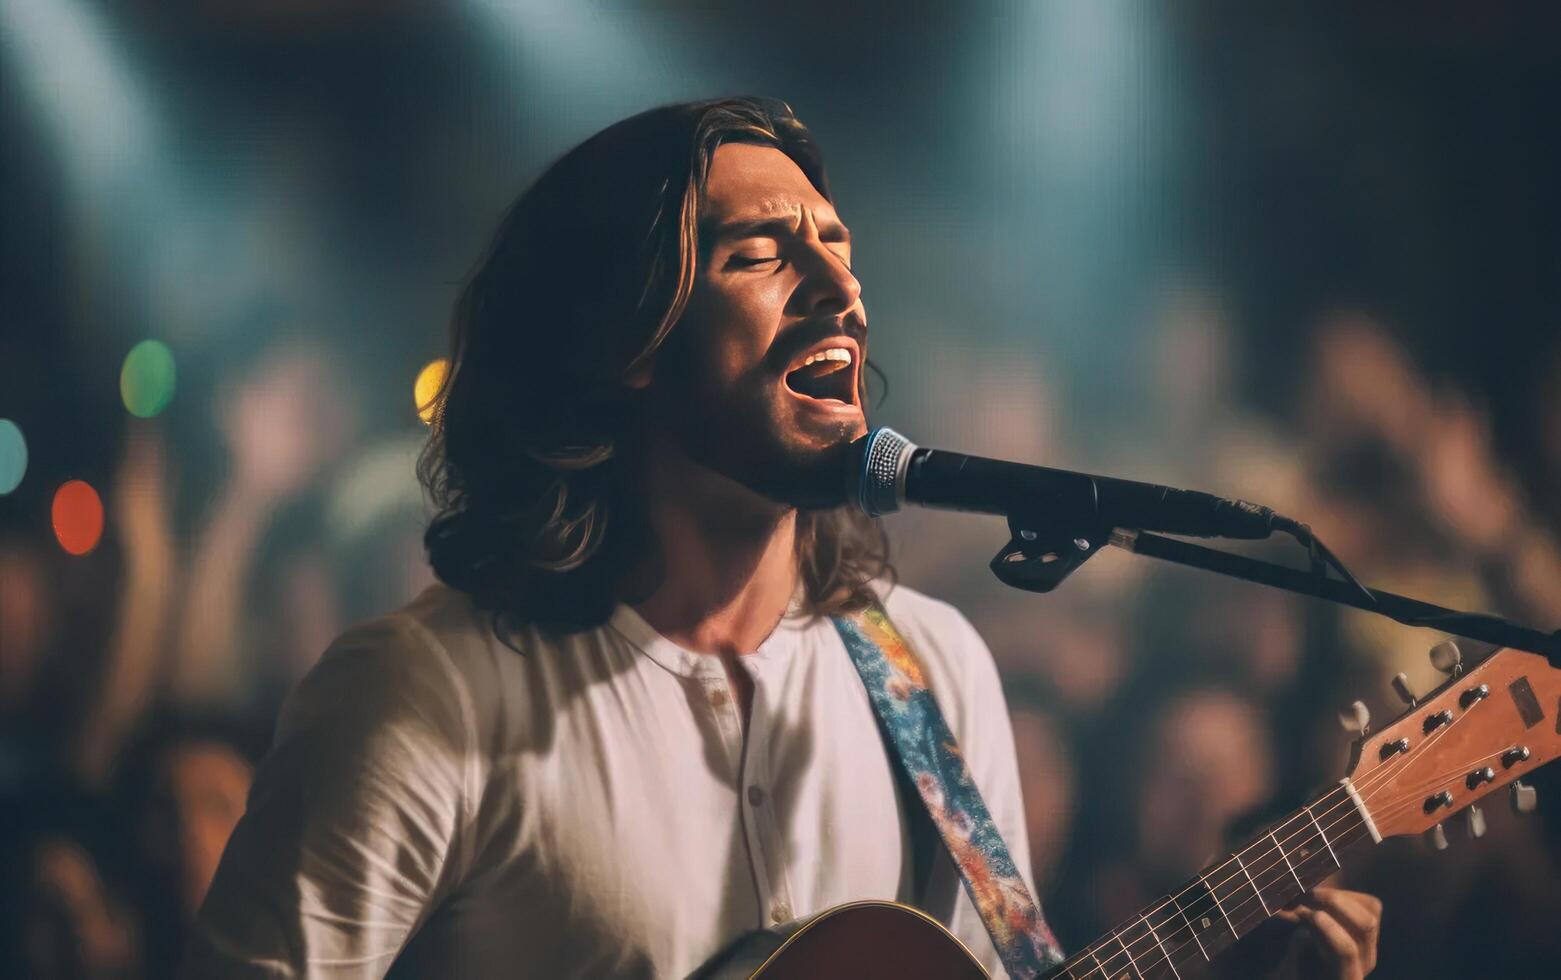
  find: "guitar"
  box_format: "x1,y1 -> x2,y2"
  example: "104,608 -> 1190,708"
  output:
716,641 -> 1559,979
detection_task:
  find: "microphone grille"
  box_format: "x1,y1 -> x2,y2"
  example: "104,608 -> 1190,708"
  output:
856,427 -> 915,517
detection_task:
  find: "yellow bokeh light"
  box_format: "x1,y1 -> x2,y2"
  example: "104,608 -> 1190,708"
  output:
414,358 -> 449,424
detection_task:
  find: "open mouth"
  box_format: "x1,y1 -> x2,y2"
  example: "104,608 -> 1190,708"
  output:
784,343 -> 858,406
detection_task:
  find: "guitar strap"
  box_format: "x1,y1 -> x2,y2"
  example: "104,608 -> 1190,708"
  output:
832,601 -> 1065,979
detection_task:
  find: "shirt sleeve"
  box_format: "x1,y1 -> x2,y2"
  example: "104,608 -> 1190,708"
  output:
183,616 -> 477,979
927,607 -> 1042,980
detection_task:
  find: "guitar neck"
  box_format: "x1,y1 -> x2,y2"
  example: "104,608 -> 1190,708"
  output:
1055,781 -> 1377,979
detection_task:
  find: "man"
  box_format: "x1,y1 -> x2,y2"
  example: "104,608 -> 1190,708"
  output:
187,97 -> 1381,978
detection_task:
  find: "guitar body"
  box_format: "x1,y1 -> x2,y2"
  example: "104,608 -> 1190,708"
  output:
748,901 -> 989,979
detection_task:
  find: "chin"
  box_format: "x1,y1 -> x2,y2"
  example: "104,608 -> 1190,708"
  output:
750,413 -> 864,509
663,376 -> 867,511
788,411 -> 866,451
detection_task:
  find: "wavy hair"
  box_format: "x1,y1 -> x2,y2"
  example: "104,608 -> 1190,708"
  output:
418,97 -> 891,634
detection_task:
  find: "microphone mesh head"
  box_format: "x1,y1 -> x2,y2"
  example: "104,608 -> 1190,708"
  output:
856,427 -> 914,516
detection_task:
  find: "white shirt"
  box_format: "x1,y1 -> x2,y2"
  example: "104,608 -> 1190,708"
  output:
186,580 -> 1038,978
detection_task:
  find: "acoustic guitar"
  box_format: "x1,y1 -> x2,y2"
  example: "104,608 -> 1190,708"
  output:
710,641 -> 1559,979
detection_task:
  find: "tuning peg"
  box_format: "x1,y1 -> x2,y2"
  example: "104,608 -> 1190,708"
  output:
1465,804 -> 1486,839
1391,673 -> 1418,707
1427,823 -> 1449,851
1510,781 -> 1537,815
1429,640 -> 1463,675
1338,700 -> 1371,735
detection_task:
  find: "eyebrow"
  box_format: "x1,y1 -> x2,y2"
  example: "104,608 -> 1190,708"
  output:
703,213 -> 852,246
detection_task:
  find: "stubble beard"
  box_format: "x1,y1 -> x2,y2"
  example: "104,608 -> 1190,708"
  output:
652,356 -> 859,513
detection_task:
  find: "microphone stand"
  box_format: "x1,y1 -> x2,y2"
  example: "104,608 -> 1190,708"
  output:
988,512 -> 1561,665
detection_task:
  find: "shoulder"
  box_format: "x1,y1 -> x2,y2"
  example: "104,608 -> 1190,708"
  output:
875,581 -> 983,647
279,583 -> 494,753
870,581 -> 1003,728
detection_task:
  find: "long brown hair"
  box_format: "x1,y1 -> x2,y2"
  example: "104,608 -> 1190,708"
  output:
418,96 -> 891,634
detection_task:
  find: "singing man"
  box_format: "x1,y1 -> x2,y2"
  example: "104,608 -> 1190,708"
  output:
187,96 -> 1382,978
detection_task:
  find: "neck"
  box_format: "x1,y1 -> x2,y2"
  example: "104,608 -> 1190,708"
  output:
1058,780 -> 1377,979
626,445 -> 800,657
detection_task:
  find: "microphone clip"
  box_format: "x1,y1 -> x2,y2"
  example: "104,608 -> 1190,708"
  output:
989,508 -> 1113,593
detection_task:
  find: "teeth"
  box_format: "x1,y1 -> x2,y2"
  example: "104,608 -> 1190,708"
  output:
799,347 -> 852,368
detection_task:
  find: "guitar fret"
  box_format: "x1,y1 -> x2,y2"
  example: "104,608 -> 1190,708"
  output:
1208,857 -> 1265,937
1269,829 -> 1305,891
1199,871 -> 1240,940
1089,947 -> 1108,976
1141,913 -> 1179,980
1115,931 -> 1141,978
1170,903 -> 1210,962
1233,851 -> 1270,915
1305,802 -> 1341,868
1172,875 -> 1232,963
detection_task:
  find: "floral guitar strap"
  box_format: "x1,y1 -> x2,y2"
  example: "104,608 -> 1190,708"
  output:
832,602 -> 1065,979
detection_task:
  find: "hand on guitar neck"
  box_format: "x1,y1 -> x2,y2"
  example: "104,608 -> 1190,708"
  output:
1272,885 -> 1382,980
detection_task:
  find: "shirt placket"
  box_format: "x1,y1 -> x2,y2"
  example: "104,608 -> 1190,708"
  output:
735,665 -> 796,928
699,670 -> 746,775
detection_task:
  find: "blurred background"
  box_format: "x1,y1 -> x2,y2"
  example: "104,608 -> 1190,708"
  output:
2,1 -> 1559,976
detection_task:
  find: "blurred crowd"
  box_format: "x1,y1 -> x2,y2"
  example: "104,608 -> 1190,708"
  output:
3,300 -> 1561,978
1,336 -> 434,978
890,295 -> 1561,977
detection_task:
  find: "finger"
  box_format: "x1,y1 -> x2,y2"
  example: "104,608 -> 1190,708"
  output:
1301,890 -> 1380,975
1308,884 -> 1382,917
1301,908 -> 1364,980
1304,888 -> 1381,944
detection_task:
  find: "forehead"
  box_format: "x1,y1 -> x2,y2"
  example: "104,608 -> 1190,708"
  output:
702,142 -> 835,222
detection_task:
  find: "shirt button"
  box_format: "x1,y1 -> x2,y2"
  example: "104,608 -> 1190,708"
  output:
770,904 -> 792,924
747,785 -> 766,806
709,688 -> 729,708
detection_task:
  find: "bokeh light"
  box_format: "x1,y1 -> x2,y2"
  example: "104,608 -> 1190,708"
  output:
52,479 -> 105,556
0,418 -> 26,494
414,358 -> 449,425
120,339 -> 177,418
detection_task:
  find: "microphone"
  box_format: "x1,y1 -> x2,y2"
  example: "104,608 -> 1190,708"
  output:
847,427 -> 1282,540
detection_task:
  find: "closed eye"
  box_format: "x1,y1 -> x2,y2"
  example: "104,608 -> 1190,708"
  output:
728,256 -> 781,268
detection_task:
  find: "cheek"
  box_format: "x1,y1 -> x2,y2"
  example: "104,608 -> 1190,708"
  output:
681,275 -> 787,375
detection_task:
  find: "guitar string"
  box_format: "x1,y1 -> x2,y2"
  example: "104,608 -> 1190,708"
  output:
1072,706 -> 1484,977
1069,717 -> 1440,976
1071,673 -> 1537,980
1076,722 -> 1514,979
1117,772 -> 1514,980
1342,748 -> 1509,811
1068,702 -> 1490,978
1065,808 -> 1377,980
1068,811 -> 1405,980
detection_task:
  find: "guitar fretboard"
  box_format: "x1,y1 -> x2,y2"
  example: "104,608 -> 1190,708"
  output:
1053,782 -> 1373,979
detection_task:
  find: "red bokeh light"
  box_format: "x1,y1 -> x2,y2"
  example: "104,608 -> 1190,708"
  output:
52,479 -> 104,556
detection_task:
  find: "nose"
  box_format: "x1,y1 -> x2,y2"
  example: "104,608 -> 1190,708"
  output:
793,230 -> 861,318
807,254 -> 861,318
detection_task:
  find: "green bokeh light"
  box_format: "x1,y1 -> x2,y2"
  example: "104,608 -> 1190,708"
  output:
0,419 -> 26,495
120,339 -> 177,418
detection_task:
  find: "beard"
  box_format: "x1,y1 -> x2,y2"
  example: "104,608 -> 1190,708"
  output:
645,331 -> 864,511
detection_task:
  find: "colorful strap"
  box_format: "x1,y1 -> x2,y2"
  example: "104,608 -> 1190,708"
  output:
833,603 -> 1064,979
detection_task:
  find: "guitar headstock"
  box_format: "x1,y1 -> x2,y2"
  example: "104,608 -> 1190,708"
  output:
1344,644 -> 1559,840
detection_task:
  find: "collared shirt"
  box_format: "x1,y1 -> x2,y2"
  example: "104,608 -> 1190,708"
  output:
186,581 -> 1037,978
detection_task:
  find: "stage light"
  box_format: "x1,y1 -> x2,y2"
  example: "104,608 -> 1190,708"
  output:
120,339 -> 177,418
415,358 -> 449,425
0,419 -> 26,494
468,0 -> 712,141
52,479 -> 104,556
0,0 -> 159,189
